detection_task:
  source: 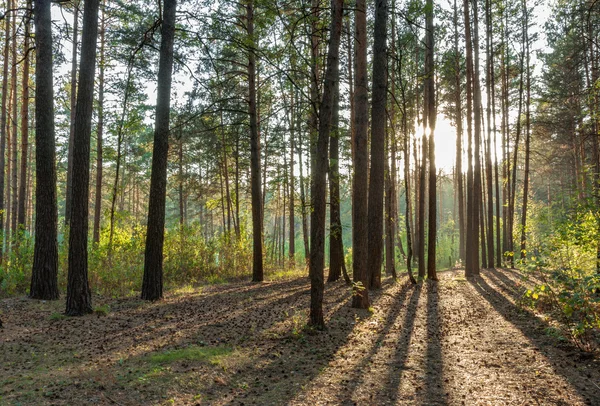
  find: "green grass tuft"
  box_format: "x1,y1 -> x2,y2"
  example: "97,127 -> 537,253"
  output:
148,345 -> 232,365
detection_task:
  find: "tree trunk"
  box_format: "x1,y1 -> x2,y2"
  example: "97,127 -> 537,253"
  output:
93,2 -> 105,245
66,0 -> 100,315
520,1 -> 531,260
18,1 -> 31,231
141,0 -> 176,301
463,0 -> 479,277
328,77 -> 343,283
247,0 -> 263,282
65,0 -> 80,225
0,0 -> 11,259
351,0 -> 370,308
30,0 -> 59,300
453,0 -> 465,264
309,0 -> 343,328
367,0 -> 389,289
426,0 -> 437,281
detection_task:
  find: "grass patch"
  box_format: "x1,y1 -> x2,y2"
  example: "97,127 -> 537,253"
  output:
49,312 -> 66,321
148,345 -> 233,366
93,304 -> 110,316
267,267 -> 306,281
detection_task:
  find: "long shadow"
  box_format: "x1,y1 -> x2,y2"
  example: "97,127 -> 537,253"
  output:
421,281 -> 447,405
0,277 -> 320,405
469,273 -> 600,404
383,283 -> 423,405
332,280 -> 417,404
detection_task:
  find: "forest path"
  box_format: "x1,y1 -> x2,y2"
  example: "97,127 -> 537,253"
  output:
1,269 -> 599,405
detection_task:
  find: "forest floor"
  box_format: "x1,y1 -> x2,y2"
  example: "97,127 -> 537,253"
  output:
1,268 -> 599,405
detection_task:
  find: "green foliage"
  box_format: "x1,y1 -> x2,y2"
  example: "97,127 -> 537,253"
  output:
147,345 -> 232,365
0,233 -> 35,297
520,204 -> 600,351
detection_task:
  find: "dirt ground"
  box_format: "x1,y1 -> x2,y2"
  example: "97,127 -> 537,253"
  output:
1,268 -> 599,405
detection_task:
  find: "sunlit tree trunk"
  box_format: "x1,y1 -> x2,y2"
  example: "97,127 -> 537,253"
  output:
65,0 -> 80,225
309,0 -> 343,328
66,0 -> 100,315
247,0 -> 264,282
141,0 -> 176,300
30,0 -> 59,300
352,0 -> 370,308
367,0 -> 389,289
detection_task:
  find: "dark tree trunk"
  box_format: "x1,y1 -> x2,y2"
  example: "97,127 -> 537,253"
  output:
288,88 -> 295,264
367,0 -> 388,289
30,0 -> 59,300
247,0 -> 264,282
141,0 -> 176,300
66,0 -> 100,315
18,1 -> 31,230
10,7 -> 18,239
351,0 -> 370,308
328,78 -> 343,283
309,0 -> 343,328
453,0 -> 465,263
472,0 -> 483,275
520,2 -> 531,260
93,3 -> 105,245
485,0 -> 495,268
426,0 -> 437,281
463,0 -> 478,277
65,0 -> 80,225
0,0 -> 10,258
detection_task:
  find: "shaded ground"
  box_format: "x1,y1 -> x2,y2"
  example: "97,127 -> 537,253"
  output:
1,269 -> 599,405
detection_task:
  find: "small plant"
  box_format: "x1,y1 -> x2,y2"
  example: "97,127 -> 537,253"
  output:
94,305 -> 110,316
49,312 -> 66,321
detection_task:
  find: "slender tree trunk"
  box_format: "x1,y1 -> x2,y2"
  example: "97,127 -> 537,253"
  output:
141,0 -> 176,301
10,7 -> 18,239
453,0 -> 465,263
351,0 -> 370,308
328,76 -> 345,283
66,0 -> 100,315
0,0 -> 12,259
367,0 -> 389,289
30,0 -> 59,300
93,2 -> 105,245
485,0 -> 494,268
18,1 -> 32,231
309,0 -> 343,328
426,0 -> 437,280
464,0 -> 478,277
65,0 -> 80,225
288,94 -> 295,265
247,0 -> 263,282
520,2 -> 531,260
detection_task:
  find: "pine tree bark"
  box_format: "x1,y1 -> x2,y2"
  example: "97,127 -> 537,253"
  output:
65,0 -> 80,225
519,1 -> 531,260
247,0 -> 264,282
0,0 -> 11,258
10,6 -> 18,238
93,2 -> 105,245
18,1 -> 31,230
30,0 -> 59,300
351,0 -> 370,308
309,0 -> 343,328
66,0 -> 100,315
328,78 -> 343,283
426,0 -> 437,280
453,0 -> 465,263
367,0 -> 389,289
141,0 -> 176,300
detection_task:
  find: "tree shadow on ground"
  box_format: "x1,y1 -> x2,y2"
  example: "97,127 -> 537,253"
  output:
469,270 -> 600,405
422,280 -> 447,405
